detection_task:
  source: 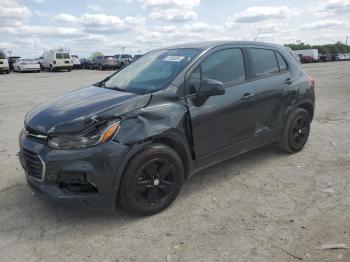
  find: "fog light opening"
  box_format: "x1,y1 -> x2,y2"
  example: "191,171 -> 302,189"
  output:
58,172 -> 98,193
59,182 -> 98,193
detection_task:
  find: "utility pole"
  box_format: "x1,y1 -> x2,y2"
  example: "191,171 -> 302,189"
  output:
121,47 -> 126,54
346,36 -> 349,46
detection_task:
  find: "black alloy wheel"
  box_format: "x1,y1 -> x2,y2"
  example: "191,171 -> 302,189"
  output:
290,114 -> 310,149
135,158 -> 175,206
279,108 -> 311,153
119,144 -> 184,215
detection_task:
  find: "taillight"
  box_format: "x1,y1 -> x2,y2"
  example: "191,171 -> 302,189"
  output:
53,60 -> 56,64
308,76 -> 315,88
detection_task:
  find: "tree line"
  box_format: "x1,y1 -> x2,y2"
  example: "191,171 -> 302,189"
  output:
285,42 -> 350,54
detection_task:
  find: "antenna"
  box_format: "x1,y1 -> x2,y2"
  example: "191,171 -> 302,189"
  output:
254,28 -> 261,42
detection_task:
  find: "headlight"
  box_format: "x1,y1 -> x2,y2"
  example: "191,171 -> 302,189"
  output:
48,122 -> 120,149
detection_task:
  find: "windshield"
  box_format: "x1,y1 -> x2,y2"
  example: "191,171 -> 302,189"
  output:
63,53 -> 70,59
104,48 -> 202,95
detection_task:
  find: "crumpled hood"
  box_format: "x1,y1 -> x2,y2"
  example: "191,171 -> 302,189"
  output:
25,85 -> 151,134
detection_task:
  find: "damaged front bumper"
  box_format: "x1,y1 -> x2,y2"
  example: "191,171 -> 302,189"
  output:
18,130 -> 131,211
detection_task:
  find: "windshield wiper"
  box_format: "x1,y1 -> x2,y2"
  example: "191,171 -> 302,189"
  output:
99,80 -> 126,92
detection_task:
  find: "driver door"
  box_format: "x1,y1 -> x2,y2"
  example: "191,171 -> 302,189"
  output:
185,48 -> 257,163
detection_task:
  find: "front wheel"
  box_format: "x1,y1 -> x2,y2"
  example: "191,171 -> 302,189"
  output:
279,108 -> 311,153
119,144 -> 184,215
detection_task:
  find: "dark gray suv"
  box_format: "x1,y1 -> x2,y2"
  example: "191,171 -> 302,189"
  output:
18,41 -> 315,215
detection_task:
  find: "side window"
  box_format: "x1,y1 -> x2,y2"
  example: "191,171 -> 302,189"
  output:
275,52 -> 288,72
186,49 -> 246,95
201,49 -> 245,84
251,48 -> 279,77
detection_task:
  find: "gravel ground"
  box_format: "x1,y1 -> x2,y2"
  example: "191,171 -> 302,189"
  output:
0,62 -> 349,262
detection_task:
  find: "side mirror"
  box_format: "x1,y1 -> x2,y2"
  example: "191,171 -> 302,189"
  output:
198,79 -> 225,98
193,79 -> 225,107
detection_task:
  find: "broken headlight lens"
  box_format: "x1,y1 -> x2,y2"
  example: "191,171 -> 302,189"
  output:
48,122 -> 120,149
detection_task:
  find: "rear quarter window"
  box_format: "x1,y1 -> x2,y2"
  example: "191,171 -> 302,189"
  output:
0,52 -> 6,59
275,52 -> 288,72
251,48 -> 279,77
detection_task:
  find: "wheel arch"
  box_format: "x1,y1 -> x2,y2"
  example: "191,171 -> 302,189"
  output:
152,133 -> 193,180
112,131 -> 193,198
298,102 -> 314,121
285,99 -> 314,122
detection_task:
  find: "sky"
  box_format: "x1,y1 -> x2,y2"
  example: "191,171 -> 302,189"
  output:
0,0 -> 349,58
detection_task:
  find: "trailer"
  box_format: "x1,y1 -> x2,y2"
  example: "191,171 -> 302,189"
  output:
294,49 -> 319,62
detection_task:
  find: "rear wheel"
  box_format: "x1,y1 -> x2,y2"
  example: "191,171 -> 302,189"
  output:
119,144 -> 184,215
279,108 -> 311,153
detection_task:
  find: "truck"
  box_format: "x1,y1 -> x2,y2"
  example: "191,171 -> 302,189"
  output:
114,54 -> 133,68
294,49 -> 319,62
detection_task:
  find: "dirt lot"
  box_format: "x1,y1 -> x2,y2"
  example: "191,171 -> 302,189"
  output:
0,62 -> 349,262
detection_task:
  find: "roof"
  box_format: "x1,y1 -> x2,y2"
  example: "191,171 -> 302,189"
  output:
161,41 -> 284,50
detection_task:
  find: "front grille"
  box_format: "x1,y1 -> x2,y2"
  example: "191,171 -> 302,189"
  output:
25,127 -> 47,144
22,149 -> 45,180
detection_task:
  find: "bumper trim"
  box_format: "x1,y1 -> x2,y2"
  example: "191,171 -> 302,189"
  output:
35,154 -> 46,182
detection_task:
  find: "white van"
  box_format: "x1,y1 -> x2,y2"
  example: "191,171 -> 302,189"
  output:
40,49 -> 73,72
0,51 -> 10,74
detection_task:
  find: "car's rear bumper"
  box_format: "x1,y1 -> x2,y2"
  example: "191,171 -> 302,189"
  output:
18,129 -> 131,211
101,64 -> 118,69
0,66 -> 9,71
21,66 -> 40,71
54,65 -> 73,70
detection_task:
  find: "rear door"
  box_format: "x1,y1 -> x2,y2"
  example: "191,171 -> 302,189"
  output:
248,47 -> 292,140
186,47 -> 257,162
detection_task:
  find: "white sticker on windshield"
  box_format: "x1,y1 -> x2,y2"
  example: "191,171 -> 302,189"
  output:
163,56 -> 185,62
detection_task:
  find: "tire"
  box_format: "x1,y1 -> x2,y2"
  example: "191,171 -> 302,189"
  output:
119,144 -> 184,215
5,70 -> 10,74
68,69 -> 71,72
279,108 -> 311,153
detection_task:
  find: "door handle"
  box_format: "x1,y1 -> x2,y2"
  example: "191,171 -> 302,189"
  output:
241,93 -> 255,100
285,78 -> 293,85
